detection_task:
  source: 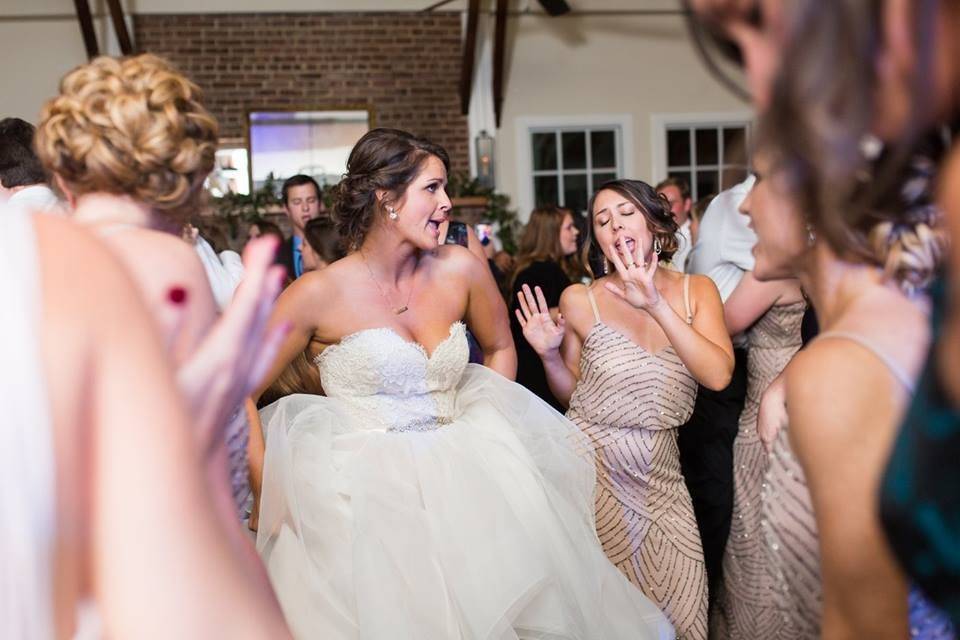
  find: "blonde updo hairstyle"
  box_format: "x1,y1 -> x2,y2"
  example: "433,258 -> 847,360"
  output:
35,54 -> 218,226
333,128 -> 450,252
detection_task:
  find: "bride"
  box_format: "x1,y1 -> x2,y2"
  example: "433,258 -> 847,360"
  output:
252,128 -> 674,639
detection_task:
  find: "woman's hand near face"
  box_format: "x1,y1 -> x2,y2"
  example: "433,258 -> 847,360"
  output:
602,239 -> 664,311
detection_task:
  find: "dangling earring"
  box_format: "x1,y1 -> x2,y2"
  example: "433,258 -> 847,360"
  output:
806,223 -> 816,248
603,259 -> 610,275
653,237 -> 663,255
388,207 -> 398,220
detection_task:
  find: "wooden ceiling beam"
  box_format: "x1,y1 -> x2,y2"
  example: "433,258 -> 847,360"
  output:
105,0 -> 134,55
492,0 -> 508,127
73,0 -> 99,59
459,0 -> 480,115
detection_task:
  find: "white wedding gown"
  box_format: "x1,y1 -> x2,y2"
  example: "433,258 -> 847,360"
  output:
257,321 -> 675,639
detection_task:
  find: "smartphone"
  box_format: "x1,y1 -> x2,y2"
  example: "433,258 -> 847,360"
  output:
475,223 -> 494,246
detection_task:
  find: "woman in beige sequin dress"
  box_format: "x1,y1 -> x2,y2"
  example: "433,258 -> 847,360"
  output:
711,270 -> 805,639
518,179 -> 735,639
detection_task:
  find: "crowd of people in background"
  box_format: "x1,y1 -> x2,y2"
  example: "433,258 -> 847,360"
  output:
4,1 -> 960,639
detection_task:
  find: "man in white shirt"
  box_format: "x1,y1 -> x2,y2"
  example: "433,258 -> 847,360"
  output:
656,176 -> 694,272
687,175 -> 757,300
0,118 -> 61,214
678,175 -> 756,611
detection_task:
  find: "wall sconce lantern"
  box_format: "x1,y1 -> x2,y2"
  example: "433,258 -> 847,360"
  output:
475,130 -> 495,189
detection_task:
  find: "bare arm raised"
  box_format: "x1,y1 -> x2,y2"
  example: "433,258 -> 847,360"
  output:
604,244 -> 734,390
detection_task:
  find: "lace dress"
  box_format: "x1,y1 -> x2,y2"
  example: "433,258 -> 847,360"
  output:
256,321 -> 674,639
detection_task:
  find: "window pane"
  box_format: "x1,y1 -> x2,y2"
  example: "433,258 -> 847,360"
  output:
591,130 -> 616,168
532,133 -> 557,171
592,172 -> 617,192
667,129 -> 690,166
723,127 -> 748,166
695,170 -> 720,201
563,173 -> 588,214
534,175 -> 559,207
721,166 -> 748,189
695,128 -> 719,165
562,131 -> 587,170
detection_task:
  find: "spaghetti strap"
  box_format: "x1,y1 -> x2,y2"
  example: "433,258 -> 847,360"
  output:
683,275 -> 693,324
814,331 -> 915,393
586,287 -> 602,324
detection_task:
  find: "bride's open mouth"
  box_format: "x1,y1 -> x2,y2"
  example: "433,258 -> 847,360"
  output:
427,217 -> 445,237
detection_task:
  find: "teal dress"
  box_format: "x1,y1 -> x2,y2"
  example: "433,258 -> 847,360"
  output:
881,275 -> 960,634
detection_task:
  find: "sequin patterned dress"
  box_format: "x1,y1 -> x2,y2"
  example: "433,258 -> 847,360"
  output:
713,301 -> 805,638
761,330 -> 956,640
567,280 -> 708,640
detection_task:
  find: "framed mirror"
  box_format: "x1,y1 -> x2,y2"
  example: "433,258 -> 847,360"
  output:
248,109 -> 372,193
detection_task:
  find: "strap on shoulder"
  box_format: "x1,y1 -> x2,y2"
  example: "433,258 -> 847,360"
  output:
586,287 -> 601,323
683,274 -> 693,324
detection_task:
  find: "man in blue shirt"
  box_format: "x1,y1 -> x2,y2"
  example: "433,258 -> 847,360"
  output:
277,174 -> 322,280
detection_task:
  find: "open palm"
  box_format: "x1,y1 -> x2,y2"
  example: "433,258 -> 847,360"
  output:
604,240 -> 662,310
515,284 -> 565,356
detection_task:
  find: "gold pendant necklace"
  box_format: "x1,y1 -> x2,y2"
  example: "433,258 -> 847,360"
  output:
360,251 -> 414,315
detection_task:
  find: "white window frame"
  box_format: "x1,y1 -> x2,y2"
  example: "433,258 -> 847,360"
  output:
515,114 -> 634,222
650,111 -> 755,195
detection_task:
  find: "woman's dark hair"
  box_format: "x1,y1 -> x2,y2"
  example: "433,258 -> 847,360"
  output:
332,128 -> 450,251
303,217 -> 345,265
582,179 -> 679,278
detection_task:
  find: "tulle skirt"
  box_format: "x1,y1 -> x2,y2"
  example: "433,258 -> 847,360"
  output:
257,365 -> 674,639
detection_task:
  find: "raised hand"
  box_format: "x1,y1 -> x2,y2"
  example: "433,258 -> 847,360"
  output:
515,284 -> 565,356
174,236 -> 289,458
603,236 -> 663,310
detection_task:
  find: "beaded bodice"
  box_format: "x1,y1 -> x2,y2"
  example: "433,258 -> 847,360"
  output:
569,323 -> 698,431
315,322 -> 469,432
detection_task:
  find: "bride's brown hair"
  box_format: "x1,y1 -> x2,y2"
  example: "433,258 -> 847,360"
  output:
333,128 -> 450,251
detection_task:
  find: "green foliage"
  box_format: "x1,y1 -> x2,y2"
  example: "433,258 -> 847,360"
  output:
209,173 -> 282,225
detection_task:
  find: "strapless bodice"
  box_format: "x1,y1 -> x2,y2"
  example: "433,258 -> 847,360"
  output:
315,322 -> 469,432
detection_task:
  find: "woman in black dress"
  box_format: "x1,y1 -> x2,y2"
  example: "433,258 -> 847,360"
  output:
509,206 -> 584,410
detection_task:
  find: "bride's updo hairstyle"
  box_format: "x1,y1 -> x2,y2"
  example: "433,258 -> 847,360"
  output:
333,128 -> 450,251
35,54 -> 218,226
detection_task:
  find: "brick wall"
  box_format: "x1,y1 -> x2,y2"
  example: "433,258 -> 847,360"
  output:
134,12 -> 469,172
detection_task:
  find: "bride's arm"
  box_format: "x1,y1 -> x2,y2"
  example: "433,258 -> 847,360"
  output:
462,248 -> 517,379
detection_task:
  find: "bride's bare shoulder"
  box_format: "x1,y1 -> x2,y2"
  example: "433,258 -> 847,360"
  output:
428,243 -> 485,277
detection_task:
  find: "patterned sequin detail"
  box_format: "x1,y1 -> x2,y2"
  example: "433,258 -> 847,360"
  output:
567,322 -> 706,640
713,301 -> 805,639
